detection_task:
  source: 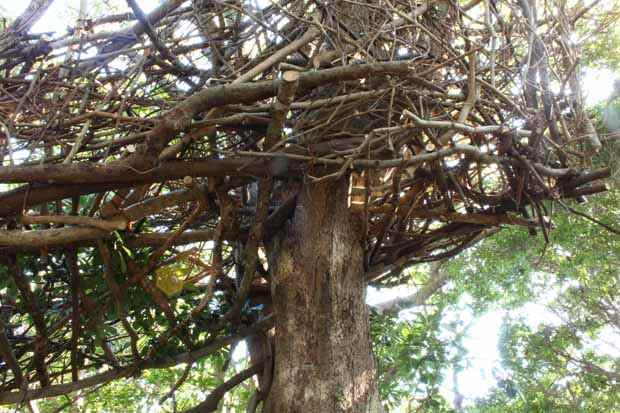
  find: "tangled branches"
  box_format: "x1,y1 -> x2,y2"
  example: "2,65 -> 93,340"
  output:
0,0 -> 613,408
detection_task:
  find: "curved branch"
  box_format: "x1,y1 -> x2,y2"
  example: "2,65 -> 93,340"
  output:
182,362 -> 265,413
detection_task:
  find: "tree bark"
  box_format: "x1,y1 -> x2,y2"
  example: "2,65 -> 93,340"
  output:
264,178 -> 382,412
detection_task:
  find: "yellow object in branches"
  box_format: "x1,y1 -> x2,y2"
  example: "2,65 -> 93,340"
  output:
155,250 -> 212,296
155,264 -> 186,296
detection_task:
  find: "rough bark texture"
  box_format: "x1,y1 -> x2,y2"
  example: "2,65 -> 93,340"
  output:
264,178 -> 382,413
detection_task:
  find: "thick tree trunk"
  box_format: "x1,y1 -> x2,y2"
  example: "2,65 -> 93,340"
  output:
264,178 -> 382,412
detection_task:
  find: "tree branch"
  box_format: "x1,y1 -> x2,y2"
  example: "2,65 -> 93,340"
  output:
372,261 -> 449,314
182,362 -> 265,413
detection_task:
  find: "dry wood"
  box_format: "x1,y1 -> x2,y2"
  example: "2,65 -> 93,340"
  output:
0,0 -> 613,408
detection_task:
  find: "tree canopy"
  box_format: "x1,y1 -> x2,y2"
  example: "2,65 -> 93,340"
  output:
0,0 -> 617,411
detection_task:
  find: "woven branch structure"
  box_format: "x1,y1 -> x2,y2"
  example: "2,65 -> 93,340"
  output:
0,0 -> 613,407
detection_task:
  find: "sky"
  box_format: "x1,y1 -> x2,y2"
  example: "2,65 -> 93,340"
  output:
3,0 -> 619,410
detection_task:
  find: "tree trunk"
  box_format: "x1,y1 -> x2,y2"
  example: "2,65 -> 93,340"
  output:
264,178 -> 382,412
